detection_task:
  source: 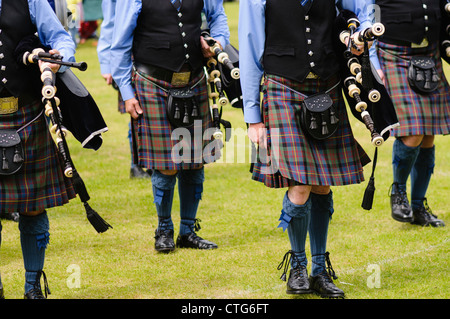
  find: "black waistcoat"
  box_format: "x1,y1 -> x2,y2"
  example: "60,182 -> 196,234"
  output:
0,0 -> 41,100
133,0 -> 204,72
376,0 -> 441,45
263,0 -> 339,83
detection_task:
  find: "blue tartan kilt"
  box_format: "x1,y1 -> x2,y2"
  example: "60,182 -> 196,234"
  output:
251,74 -> 370,188
0,99 -> 76,213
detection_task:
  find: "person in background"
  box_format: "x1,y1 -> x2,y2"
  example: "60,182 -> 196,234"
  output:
370,0 -> 448,227
110,0 -> 230,252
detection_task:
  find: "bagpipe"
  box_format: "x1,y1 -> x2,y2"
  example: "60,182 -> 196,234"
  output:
201,30 -> 242,142
15,35 -> 112,233
334,10 -> 399,210
440,0 -> 450,64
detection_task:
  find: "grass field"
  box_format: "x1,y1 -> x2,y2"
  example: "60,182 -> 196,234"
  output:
0,2 -> 448,300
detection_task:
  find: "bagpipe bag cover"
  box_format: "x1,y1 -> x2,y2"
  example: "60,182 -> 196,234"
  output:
55,69 -> 108,150
334,10 -> 399,142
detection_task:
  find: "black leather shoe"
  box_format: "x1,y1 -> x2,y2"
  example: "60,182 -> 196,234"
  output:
154,229 -> 175,252
309,271 -> 345,299
130,165 -> 151,179
176,232 -> 218,249
286,266 -> 311,294
0,281 -> 4,299
24,288 -> 46,299
412,206 -> 445,227
23,271 -> 50,299
390,185 -> 413,223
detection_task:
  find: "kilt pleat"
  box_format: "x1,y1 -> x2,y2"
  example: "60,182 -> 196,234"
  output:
251,74 -> 369,188
377,41 -> 450,137
0,100 -> 76,213
132,68 -> 217,171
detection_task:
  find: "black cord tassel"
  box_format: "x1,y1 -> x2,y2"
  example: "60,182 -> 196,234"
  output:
84,202 -> 112,233
72,170 -> 112,233
361,148 -> 378,211
361,176 -> 375,210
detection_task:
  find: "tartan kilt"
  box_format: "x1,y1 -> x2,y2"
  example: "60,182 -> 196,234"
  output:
132,68 -> 218,171
251,74 -> 370,188
0,99 -> 76,213
377,41 -> 450,137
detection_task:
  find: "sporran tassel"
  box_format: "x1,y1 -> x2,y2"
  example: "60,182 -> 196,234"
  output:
330,109 -> 339,125
13,145 -> 23,163
321,121 -> 328,135
2,148 -> 8,170
309,115 -> 317,130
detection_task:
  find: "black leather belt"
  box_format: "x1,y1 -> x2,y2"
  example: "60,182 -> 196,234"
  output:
135,62 -> 202,86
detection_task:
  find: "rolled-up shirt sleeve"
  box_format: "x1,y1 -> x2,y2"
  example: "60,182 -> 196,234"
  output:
97,0 -> 116,75
238,0 -> 265,124
204,0 -> 230,48
110,0 -> 140,101
29,0 -> 76,72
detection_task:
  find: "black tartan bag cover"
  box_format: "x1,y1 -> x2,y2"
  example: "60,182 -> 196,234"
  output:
296,92 -> 339,140
0,129 -> 24,175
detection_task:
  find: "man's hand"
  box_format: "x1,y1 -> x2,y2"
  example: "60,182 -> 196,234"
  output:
200,36 -> 220,58
125,97 -> 143,119
38,49 -> 62,73
248,122 -> 267,149
102,73 -> 113,85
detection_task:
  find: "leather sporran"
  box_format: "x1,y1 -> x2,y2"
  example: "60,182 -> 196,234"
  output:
166,87 -> 201,128
296,93 -> 339,140
407,56 -> 440,94
0,129 -> 24,175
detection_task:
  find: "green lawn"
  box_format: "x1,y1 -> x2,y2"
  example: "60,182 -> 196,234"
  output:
0,2 -> 448,299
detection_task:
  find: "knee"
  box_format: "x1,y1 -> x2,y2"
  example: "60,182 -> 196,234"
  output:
287,185 -> 311,205
311,185 -> 330,195
401,135 -> 424,148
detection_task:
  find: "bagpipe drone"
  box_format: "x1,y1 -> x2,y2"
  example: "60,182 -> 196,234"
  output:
334,10 -> 399,210
14,35 -> 112,233
201,30 -> 242,142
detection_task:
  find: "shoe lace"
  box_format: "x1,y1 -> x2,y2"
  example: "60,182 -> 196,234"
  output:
277,250 -> 305,282
312,252 -> 338,281
26,270 -> 50,299
389,183 -> 409,206
423,198 -> 438,218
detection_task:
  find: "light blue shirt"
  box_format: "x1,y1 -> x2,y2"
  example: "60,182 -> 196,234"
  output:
111,0 -> 230,101
238,0 -> 375,123
0,0 -> 76,72
97,0 -> 116,75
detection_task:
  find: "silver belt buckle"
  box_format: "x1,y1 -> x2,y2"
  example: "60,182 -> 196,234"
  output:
0,96 -> 19,115
306,72 -> 319,79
